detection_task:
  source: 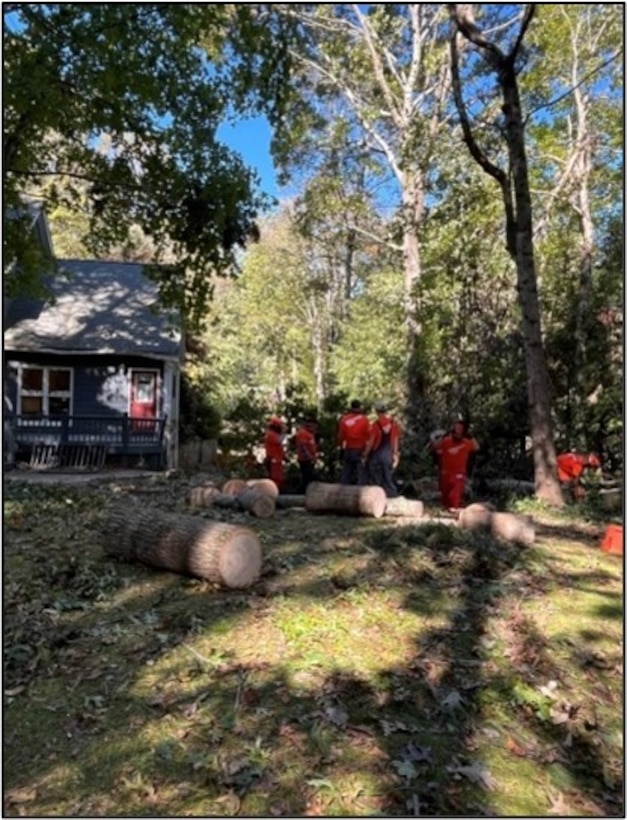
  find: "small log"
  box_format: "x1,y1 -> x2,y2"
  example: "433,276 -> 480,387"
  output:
305,482 -> 387,518
246,478 -> 279,498
102,508 -> 262,588
458,502 -> 534,546
236,489 -> 276,519
384,497 -> 425,518
221,478 -> 249,496
188,485 -> 222,507
276,494 -> 307,509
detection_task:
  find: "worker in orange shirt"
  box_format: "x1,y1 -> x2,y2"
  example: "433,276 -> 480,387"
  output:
338,399 -> 371,485
430,418 -> 479,511
264,415 -> 286,491
556,451 -> 601,500
362,401 -> 402,498
295,417 -> 318,492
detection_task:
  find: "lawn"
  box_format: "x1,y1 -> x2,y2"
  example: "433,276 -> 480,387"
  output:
3,472 -> 623,817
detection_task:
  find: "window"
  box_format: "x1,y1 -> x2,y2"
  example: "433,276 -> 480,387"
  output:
19,366 -> 72,416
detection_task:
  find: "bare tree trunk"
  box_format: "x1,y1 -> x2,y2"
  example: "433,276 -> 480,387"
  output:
449,4 -> 563,505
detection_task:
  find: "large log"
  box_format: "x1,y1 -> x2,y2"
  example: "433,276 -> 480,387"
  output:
305,482 -> 387,518
384,497 -> 425,518
188,484 -> 222,507
102,508 -> 262,588
221,478 -> 249,496
458,503 -> 534,546
236,489 -> 276,519
246,478 -> 279,498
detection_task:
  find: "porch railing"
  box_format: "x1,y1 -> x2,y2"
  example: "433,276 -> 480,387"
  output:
8,414 -> 167,452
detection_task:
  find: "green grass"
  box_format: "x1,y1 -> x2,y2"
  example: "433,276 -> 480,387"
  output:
3,475 -> 623,816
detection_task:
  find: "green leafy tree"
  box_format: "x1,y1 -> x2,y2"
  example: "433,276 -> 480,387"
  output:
3,3 -> 293,326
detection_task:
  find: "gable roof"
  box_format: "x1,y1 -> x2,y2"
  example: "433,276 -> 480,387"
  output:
4,259 -> 182,361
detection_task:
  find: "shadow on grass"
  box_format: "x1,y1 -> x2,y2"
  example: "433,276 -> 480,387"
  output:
3,483 -> 624,817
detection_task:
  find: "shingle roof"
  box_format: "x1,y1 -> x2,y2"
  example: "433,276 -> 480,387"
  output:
4,259 -> 182,361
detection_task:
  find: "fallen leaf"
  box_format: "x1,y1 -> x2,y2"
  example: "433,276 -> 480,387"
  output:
5,787 -> 38,804
447,761 -> 497,790
506,736 -> 527,757
441,689 -> 463,710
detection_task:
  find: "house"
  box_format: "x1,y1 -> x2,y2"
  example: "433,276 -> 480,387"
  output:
4,258 -> 183,470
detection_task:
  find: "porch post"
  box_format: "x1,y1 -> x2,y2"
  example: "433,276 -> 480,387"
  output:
162,361 -> 179,470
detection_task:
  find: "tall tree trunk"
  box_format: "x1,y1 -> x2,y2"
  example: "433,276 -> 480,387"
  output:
449,4 -> 563,505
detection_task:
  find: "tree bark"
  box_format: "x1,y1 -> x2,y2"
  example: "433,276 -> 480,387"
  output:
449,4 -> 564,505
102,508 -> 262,588
305,481 -> 387,518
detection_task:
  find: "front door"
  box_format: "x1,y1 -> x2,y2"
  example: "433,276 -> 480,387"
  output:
130,370 -> 158,432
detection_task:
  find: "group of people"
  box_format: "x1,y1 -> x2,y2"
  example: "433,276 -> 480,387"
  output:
264,402 -> 602,508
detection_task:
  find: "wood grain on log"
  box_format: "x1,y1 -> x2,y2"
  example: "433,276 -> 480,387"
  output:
458,502 -> 534,545
102,508 -> 262,587
246,478 -> 279,498
221,478 -> 248,496
236,489 -> 276,518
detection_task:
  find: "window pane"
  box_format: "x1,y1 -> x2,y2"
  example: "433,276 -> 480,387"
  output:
134,373 -> 155,402
49,369 -> 71,391
22,396 -> 43,415
49,396 -> 70,415
22,368 -> 43,390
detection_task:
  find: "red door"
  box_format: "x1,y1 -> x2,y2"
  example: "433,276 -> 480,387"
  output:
130,370 -> 158,433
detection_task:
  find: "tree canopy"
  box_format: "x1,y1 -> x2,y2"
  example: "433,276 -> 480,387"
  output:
3,3 -> 293,324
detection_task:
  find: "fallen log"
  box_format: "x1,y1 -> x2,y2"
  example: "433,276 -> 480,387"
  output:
458,503 -> 534,546
188,484 -> 222,507
102,508 -> 262,588
305,482 -> 387,518
276,494 -> 307,509
246,478 -> 279,498
236,489 -> 276,519
385,497 -> 425,518
221,478 -> 249,496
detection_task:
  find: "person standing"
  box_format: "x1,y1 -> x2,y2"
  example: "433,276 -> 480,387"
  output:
430,419 -> 479,511
264,415 -> 286,491
362,401 -> 401,498
295,417 -> 318,492
338,399 -> 371,485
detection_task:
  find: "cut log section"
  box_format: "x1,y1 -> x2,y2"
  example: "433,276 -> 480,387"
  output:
384,497 -> 425,518
458,503 -> 534,545
305,482 -> 387,518
102,508 -> 262,588
246,478 -> 279,498
236,489 -> 276,519
221,478 -> 249,496
188,485 -> 222,507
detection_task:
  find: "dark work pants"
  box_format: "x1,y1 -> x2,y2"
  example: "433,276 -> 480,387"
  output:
340,448 -> 366,485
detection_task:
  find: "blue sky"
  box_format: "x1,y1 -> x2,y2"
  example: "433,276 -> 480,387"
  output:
217,116 -> 281,201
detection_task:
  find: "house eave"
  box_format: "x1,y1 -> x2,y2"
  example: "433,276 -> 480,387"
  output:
4,345 -> 182,363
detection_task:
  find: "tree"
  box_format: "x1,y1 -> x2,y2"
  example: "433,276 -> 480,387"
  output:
273,4 -> 453,427
3,3 -> 293,326
449,3 -> 564,504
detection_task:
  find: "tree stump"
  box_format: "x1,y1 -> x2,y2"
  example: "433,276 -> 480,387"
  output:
384,497 -> 425,518
458,503 -> 534,546
236,489 -> 276,519
102,508 -> 262,588
246,478 -> 279,498
305,482 -> 387,518
221,478 -> 248,496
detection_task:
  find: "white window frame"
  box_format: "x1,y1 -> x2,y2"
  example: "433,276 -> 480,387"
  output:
17,364 -> 74,417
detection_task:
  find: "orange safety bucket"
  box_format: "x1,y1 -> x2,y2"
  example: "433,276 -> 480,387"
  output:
600,524 -> 624,556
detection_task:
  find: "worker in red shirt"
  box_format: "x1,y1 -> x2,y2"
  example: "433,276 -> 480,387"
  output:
556,452 -> 601,500
362,401 -> 402,498
338,399 -> 371,485
430,419 -> 479,511
264,415 -> 286,491
294,417 -> 318,491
